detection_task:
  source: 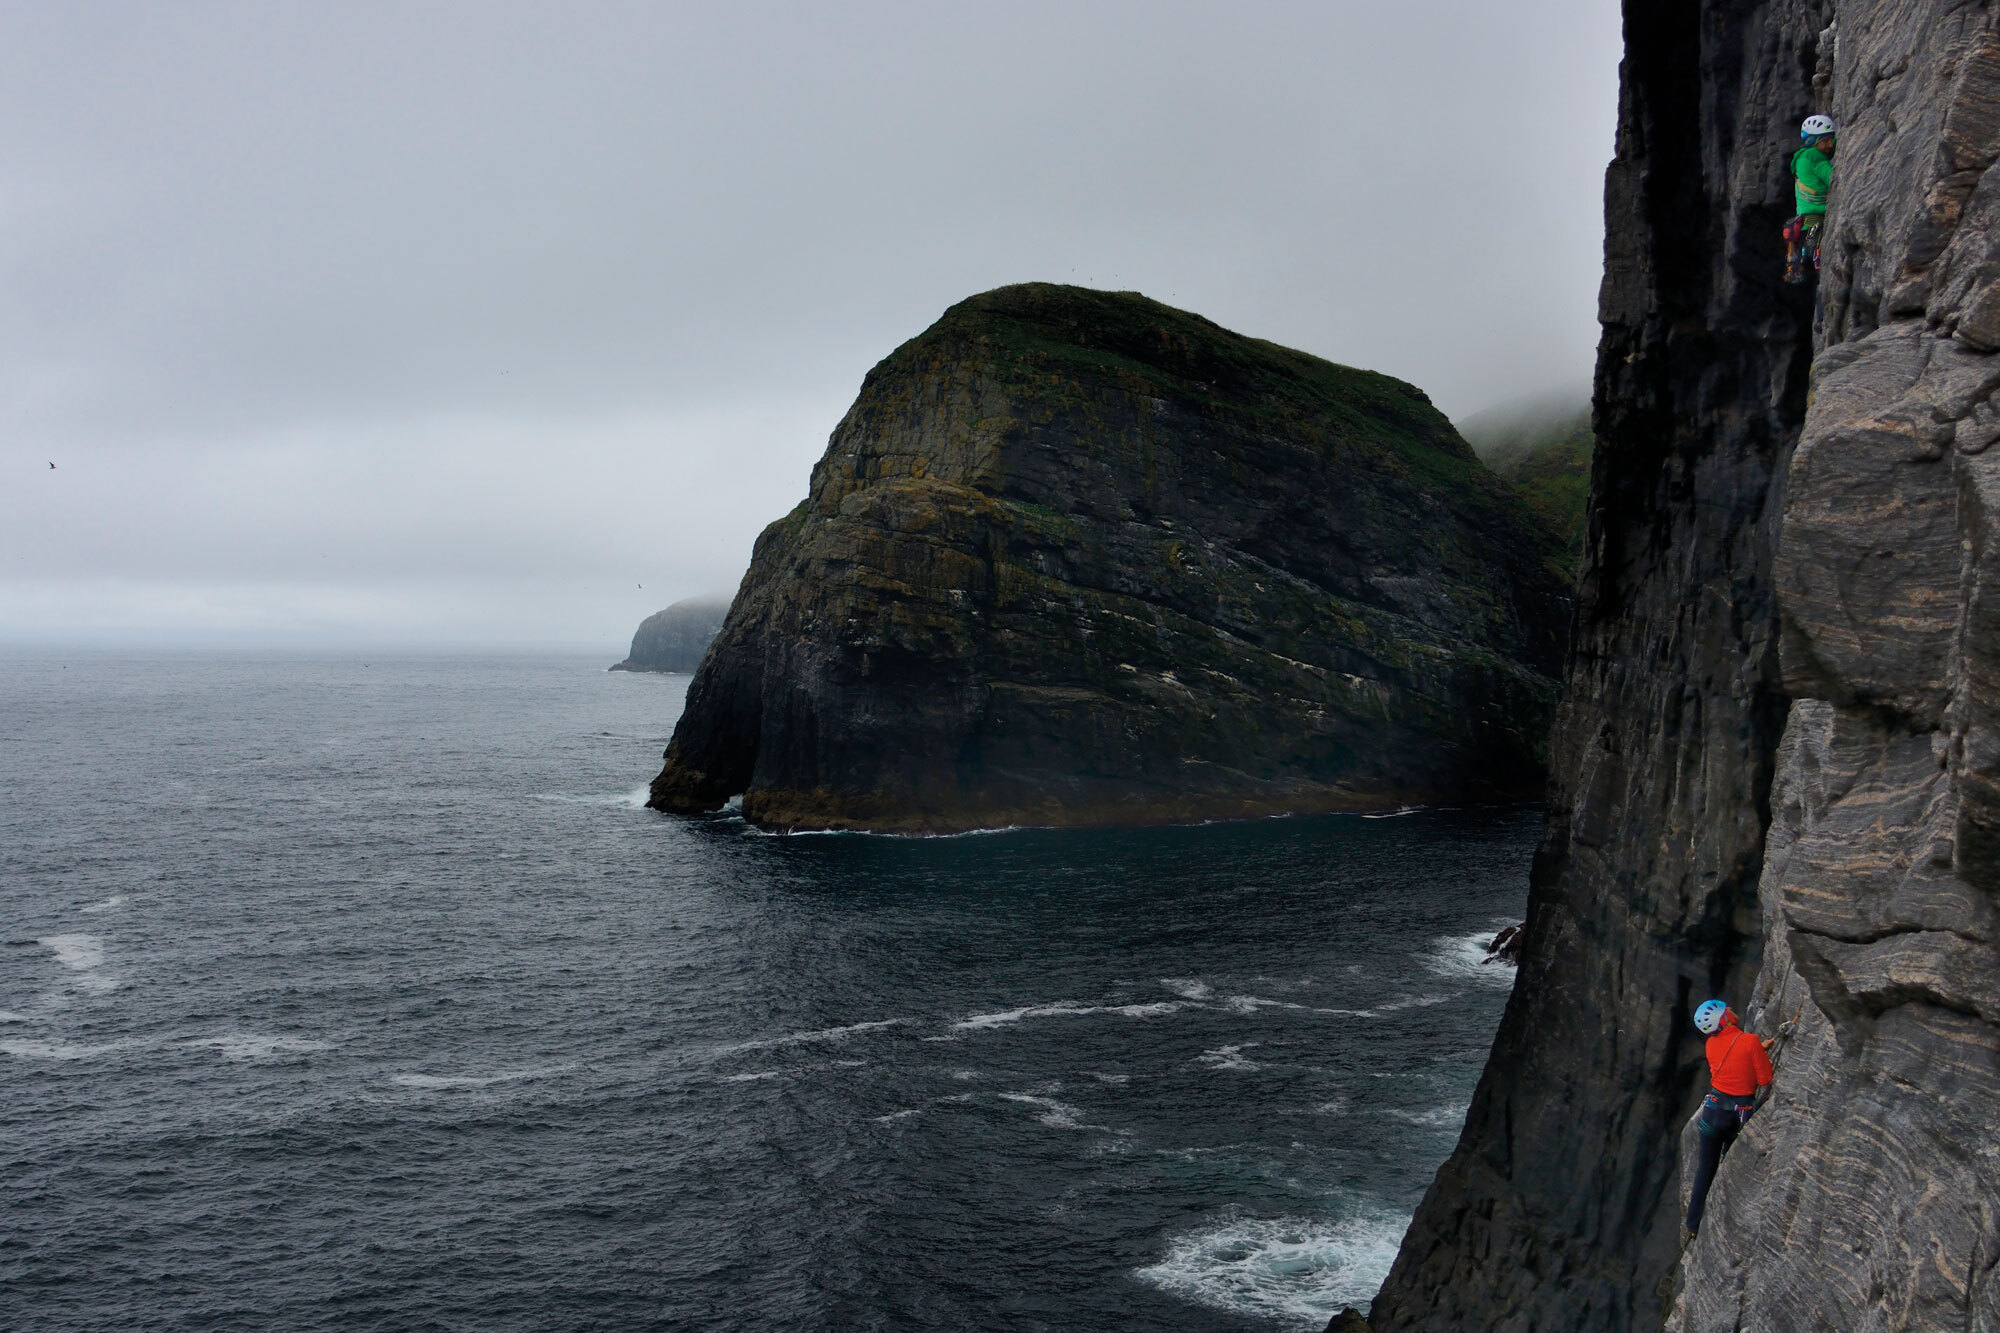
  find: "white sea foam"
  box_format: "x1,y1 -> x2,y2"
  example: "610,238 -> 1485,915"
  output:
749,822 -> 1035,840
721,1070 -> 784,1083
1088,1072 -> 1131,1085
532,786 -> 651,809
953,1001 -> 1186,1031
1424,930 -> 1519,988
392,1064 -> 570,1090
1359,806 -> 1425,819
1160,978 -> 1213,1000
0,1011 -> 28,1024
79,896 -> 127,914
1388,1100 -> 1471,1129
38,934 -> 118,993
1370,993 -> 1453,1014
1275,1097 -> 1351,1118
1136,1210 -> 1410,1327
1225,995 -> 1373,1018
40,934 -> 104,971
1197,1043 -> 1262,1072
715,1018 -> 911,1054
998,1092 -> 1110,1131
0,1038 -> 138,1061
187,1034 -> 330,1061
874,1108 -> 923,1124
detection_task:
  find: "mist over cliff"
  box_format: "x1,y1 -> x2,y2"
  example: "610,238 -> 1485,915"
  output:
612,596 -> 730,674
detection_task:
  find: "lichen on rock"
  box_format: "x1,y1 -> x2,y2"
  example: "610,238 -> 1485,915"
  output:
648,283 -> 1569,833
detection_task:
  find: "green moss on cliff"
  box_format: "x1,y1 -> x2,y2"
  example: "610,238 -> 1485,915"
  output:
656,281 -> 1571,831
1459,396 -> 1594,568
873,283 -> 1506,501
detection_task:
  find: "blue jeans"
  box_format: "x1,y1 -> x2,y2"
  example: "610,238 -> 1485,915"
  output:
1685,1091 -> 1757,1235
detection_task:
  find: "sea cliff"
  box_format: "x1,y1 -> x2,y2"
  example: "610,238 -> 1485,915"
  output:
649,285 -> 1569,833
611,596 -> 730,674
1371,3 -> 2000,1330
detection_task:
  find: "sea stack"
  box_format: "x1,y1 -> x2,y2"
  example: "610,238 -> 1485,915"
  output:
612,596 -> 731,673
650,284 -> 1569,833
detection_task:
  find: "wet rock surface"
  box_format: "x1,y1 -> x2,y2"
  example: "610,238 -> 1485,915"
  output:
649,284 -> 1569,833
610,596 -> 730,673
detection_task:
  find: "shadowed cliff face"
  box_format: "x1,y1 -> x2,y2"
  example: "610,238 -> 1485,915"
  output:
649,285 -> 1569,833
1371,1 -> 1826,1328
1376,3 -> 2000,1331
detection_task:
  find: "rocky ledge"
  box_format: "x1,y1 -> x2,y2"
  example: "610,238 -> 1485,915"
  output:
649,284 -> 1569,832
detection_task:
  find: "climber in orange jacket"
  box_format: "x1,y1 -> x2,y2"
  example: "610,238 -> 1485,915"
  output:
1683,998 -> 1774,1238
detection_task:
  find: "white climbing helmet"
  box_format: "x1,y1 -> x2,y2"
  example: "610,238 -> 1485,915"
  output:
1801,114 -> 1837,139
1693,999 -> 1729,1034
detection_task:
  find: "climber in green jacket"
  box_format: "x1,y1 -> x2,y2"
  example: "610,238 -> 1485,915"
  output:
1785,115 -> 1836,283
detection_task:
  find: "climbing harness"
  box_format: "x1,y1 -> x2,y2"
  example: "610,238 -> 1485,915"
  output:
1783,216 -> 1821,285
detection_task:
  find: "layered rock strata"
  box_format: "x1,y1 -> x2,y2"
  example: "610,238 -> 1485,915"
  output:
1375,3 -> 2000,1331
649,284 -> 1569,833
611,596 -> 730,674
1672,8 -> 2000,1328
1371,1 -> 1826,1327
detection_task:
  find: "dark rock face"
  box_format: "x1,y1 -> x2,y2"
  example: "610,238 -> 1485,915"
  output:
649,284 -> 1570,833
1375,3 -> 2000,1331
1672,8 -> 2000,1329
1370,2 -> 1826,1328
611,596 -> 731,674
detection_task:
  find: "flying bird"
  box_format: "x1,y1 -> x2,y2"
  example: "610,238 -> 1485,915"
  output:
49,461 -> 55,469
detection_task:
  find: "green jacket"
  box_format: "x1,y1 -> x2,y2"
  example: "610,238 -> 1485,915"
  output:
1793,145 -> 1832,215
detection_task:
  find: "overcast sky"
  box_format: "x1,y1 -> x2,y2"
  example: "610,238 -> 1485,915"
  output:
1,1 -> 1621,649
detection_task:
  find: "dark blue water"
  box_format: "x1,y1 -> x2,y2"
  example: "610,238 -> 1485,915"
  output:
0,652 -> 1531,1331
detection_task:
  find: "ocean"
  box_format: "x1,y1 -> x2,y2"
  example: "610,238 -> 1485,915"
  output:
0,651 -> 1531,1331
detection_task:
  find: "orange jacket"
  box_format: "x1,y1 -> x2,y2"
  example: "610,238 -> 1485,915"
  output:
1707,1021 -> 1774,1096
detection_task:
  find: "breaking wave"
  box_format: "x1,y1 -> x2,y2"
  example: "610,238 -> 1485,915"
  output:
1424,929 -> 1518,988
1136,1209 -> 1409,1328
